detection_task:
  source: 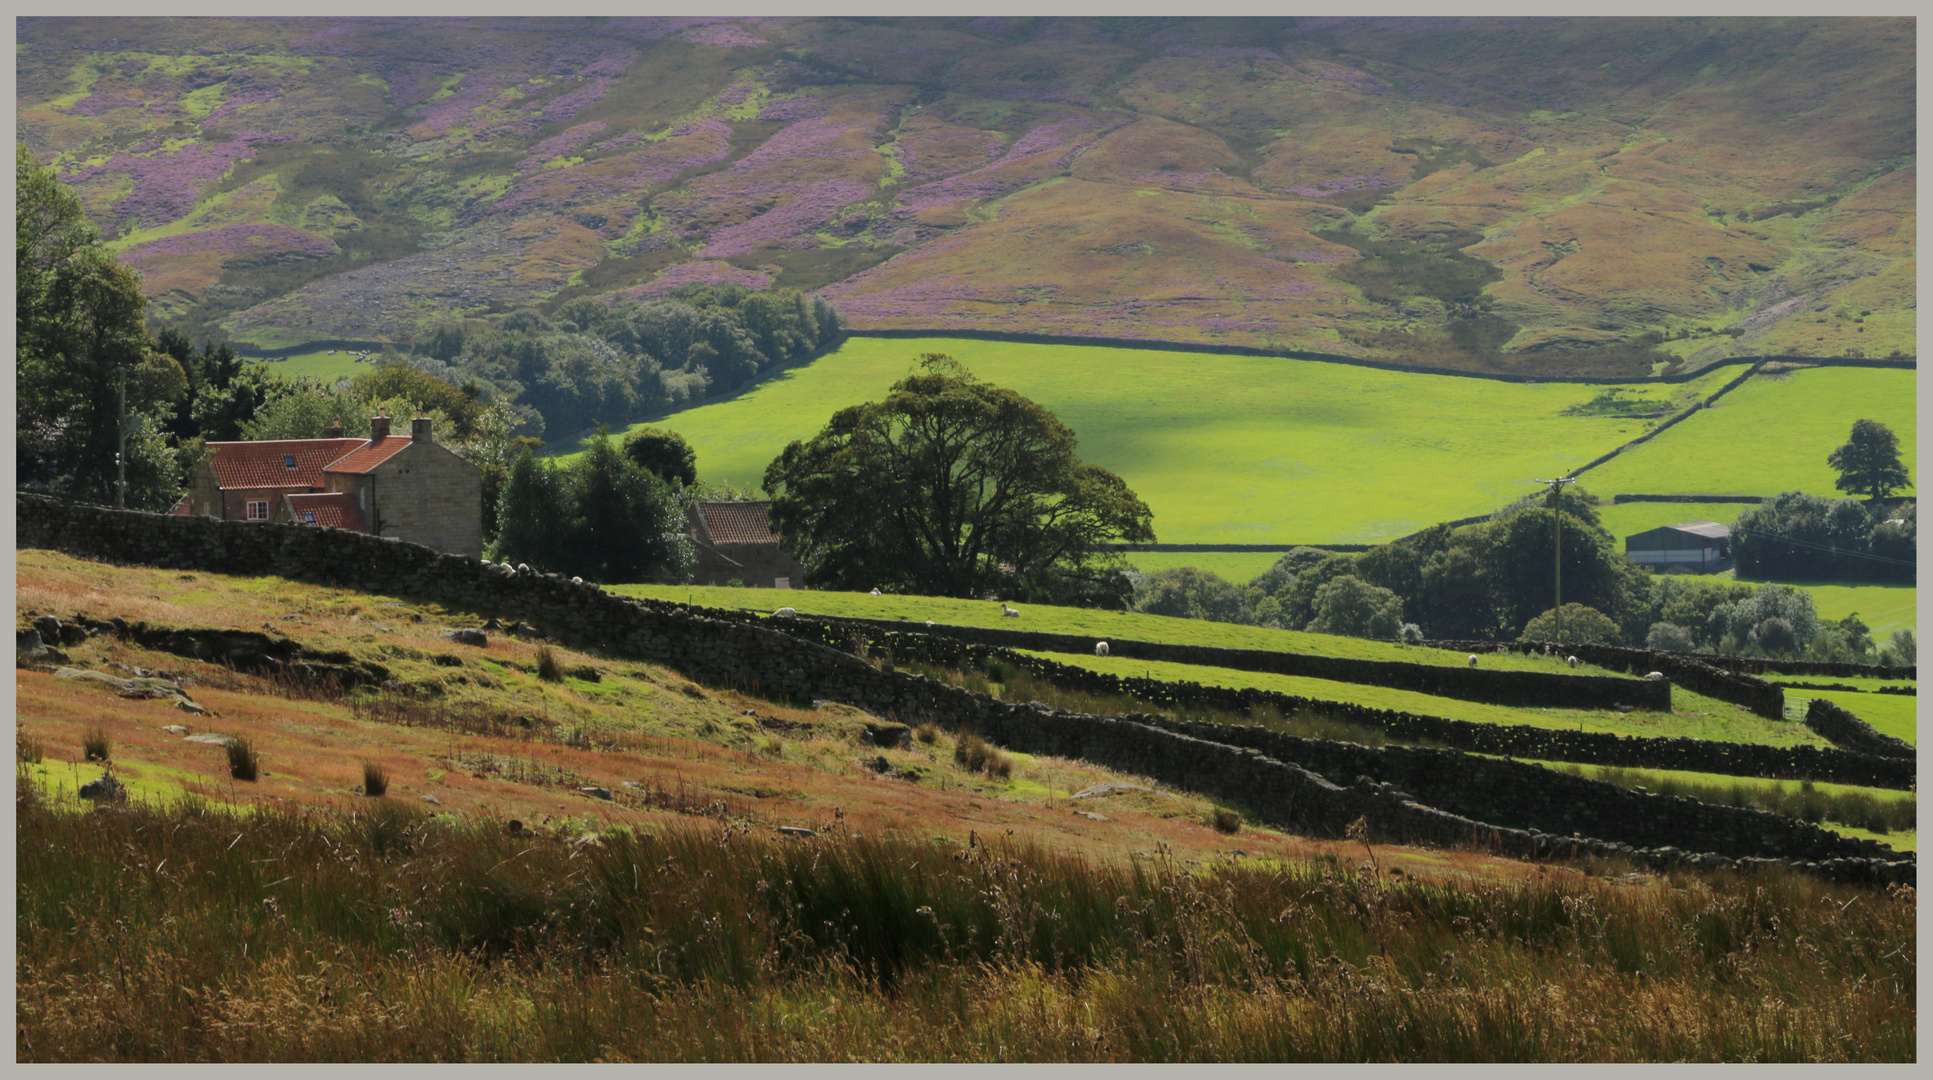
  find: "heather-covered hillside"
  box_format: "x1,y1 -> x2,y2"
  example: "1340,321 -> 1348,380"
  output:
17,16 -> 1914,371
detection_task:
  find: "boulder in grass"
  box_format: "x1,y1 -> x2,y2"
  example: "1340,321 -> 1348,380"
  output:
579,786 -> 614,801
446,629 -> 488,647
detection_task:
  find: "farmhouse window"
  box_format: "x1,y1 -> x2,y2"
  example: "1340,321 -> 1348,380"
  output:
302,512 -> 317,524
284,455 -> 296,469
247,501 -> 269,520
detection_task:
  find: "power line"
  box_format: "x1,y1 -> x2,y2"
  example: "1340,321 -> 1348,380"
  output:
1730,525 -> 1917,568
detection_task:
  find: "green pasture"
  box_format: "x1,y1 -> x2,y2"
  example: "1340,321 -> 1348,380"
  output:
1123,551 -> 1297,585
1579,366 -> 1916,499
586,337 -> 1739,544
1791,688 -> 1917,745
249,349 -> 372,383
607,581 -> 1636,675
1025,650 -> 1829,749
1769,579 -> 1918,638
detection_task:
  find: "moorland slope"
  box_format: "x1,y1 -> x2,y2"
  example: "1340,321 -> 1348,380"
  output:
17,16 -> 1914,369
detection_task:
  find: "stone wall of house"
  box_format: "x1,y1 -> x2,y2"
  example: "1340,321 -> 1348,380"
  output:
363,441 -> 482,558
16,494 -> 1911,887
690,542 -> 807,588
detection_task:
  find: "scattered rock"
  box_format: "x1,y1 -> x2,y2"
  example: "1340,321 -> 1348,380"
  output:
776,826 -> 816,837
78,774 -> 126,803
421,794 -> 441,805
579,786 -> 614,801
1069,782 -> 1177,802
484,618 -> 504,630
184,733 -> 239,748
173,699 -> 209,715
55,667 -> 189,700
160,725 -> 189,735
432,654 -> 465,667
1079,811 -> 1110,822
507,819 -> 523,834
446,629 -> 488,647
868,755 -> 892,773
861,722 -> 912,749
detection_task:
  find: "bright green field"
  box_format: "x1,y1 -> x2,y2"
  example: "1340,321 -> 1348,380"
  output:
594,337 -> 1736,544
1794,689 -> 1918,745
1028,650 -> 1827,749
253,349 -> 371,383
1121,551 -> 1297,584
608,582 -> 1638,675
1773,580 -> 1918,638
1579,367 -> 1917,499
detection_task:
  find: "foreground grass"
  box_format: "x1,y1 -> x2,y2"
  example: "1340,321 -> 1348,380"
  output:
16,780 -> 1914,1062
594,336 -> 1737,544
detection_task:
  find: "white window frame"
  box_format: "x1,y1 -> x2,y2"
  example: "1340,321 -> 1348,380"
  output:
247,500 -> 269,521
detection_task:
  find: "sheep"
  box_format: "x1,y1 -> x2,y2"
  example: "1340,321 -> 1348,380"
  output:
774,607 -> 797,617
1095,641 -> 1110,657
1566,655 -> 1580,668
925,620 -> 935,627
1001,603 -> 1020,618
869,588 -> 882,596
516,563 -> 531,575
1644,671 -> 1666,681
571,576 -> 584,585
1468,655 -> 1479,668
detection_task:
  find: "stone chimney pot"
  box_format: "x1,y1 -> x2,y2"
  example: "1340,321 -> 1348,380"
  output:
412,415 -> 432,442
323,418 -> 343,438
370,414 -> 391,441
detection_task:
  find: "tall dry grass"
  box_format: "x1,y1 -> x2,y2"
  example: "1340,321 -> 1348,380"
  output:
16,774 -> 1913,1062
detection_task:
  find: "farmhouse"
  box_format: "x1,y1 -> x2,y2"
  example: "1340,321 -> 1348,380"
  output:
179,415 -> 483,557
685,500 -> 807,588
1624,521 -> 1732,574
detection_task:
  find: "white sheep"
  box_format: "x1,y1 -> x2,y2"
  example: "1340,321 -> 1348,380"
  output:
1566,655 -> 1580,668
1001,603 -> 1020,618
571,576 -> 584,585
516,563 -> 531,574
1644,671 -> 1666,681
1468,654 -> 1479,668
925,620 -> 935,627
1095,641 -> 1110,657
869,588 -> 882,596
774,607 -> 797,617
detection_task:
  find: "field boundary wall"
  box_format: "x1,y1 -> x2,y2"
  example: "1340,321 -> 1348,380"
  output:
1610,494 -> 1768,504
1433,639 -> 1789,718
15,495 -> 1909,885
770,612 -> 1672,712
1803,698 -> 1916,759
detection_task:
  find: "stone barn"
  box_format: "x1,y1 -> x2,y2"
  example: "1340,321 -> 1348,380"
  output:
685,500 -> 807,588
1625,520 -> 1733,574
181,414 -> 483,557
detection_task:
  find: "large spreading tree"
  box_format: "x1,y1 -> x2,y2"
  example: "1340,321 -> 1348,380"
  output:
763,354 -> 1154,603
1828,418 -> 1911,502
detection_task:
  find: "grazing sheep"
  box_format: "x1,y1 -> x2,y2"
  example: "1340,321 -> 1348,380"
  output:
1566,655 -> 1580,668
774,607 -> 797,617
1644,671 -> 1666,681
1001,603 -> 1020,618
571,576 -> 584,585
1468,655 -> 1479,667
869,588 -> 882,596
1095,641 -> 1110,657
516,563 -> 531,574
925,620 -> 935,627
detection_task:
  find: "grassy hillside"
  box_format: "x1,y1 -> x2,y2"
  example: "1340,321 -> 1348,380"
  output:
17,17 -> 1913,366
590,336 -> 1736,544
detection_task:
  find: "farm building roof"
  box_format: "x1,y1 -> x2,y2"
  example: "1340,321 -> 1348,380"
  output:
283,492 -> 365,532
694,501 -> 780,545
1626,521 -> 1731,547
205,439 -> 367,489
1660,521 -> 1731,539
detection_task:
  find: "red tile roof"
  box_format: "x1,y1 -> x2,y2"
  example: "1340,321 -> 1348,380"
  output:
284,492 -> 365,533
206,439 -> 366,489
695,501 -> 780,545
323,436 -> 415,476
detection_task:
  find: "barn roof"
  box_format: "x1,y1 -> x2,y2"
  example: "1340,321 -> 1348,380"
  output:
284,492 -> 365,533
1661,520 -> 1731,539
205,439 -> 367,489
694,501 -> 780,545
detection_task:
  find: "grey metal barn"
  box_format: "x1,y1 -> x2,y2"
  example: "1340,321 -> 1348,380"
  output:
1624,520 -> 1733,574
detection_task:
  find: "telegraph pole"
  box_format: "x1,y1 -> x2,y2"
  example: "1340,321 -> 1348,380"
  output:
1531,476 -> 1576,643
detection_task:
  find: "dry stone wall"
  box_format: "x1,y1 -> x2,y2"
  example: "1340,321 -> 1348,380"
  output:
16,495 -> 1911,886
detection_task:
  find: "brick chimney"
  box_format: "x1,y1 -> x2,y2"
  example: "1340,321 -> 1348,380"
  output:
323,418 -> 343,438
411,415 -> 432,442
370,414 -> 391,441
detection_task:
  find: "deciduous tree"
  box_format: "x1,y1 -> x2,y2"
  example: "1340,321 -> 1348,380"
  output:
1829,418 -> 1910,502
764,354 -> 1153,602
